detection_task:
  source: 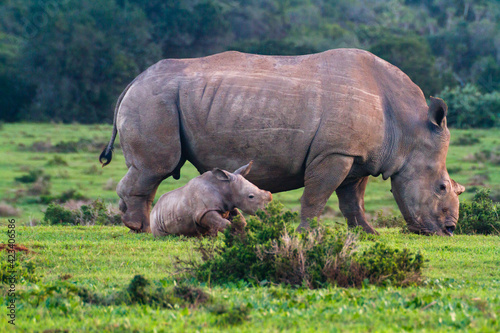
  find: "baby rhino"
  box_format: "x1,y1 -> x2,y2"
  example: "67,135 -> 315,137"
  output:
150,162 -> 272,237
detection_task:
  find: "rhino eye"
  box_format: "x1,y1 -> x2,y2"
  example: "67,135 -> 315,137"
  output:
439,184 -> 447,192
249,194 -> 255,199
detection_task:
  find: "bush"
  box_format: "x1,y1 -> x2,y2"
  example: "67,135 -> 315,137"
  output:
44,203 -> 78,225
46,155 -> 68,166
371,211 -> 406,228
20,138 -> 118,153
0,202 -> 20,217
208,303 -> 251,327
439,84 -> 500,128
27,177 -> 51,196
178,202 -> 424,288
43,199 -> 121,226
456,188 -> 500,235
0,254 -> 41,284
451,133 -> 481,146
23,275 -> 210,310
40,189 -> 87,205
14,169 -> 49,183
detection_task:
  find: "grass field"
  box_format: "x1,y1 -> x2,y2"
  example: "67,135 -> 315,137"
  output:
0,123 -> 499,332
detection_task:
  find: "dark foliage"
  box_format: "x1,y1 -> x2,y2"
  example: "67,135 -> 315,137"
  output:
43,199 -> 121,226
0,253 -> 41,284
40,189 -> 87,205
21,275 -> 211,309
451,133 -> 482,146
0,1 -> 499,126
20,138 -> 115,153
15,169 -> 49,183
456,188 -> 500,235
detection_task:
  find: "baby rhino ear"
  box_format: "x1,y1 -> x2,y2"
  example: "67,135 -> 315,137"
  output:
233,161 -> 253,178
212,168 -> 232,181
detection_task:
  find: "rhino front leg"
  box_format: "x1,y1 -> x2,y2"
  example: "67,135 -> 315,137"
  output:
198,211 -> 231,236
299,154 -> 354,230
336,177 -> 378,234
228,209 -> 247,233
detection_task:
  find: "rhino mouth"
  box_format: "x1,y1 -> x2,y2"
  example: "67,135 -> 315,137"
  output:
406,215 -> 457,236
443,225 -> 455,236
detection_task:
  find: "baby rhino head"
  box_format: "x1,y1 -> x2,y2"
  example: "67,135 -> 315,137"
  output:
211,161 -> 272,215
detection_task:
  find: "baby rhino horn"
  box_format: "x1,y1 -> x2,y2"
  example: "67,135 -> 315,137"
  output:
451,179 -> 465,195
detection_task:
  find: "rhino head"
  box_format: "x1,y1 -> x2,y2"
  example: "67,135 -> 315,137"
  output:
390,97 -> 465,236
212,161 -> 273,215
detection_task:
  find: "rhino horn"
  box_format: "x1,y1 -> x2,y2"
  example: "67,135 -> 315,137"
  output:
451,179 -> 465,195
233,161 -> 253,178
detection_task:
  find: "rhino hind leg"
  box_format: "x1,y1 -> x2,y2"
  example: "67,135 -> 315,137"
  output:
116,166 -> 168,232
116,93 -> 183,232
298,154 -> 354,231
336,177 -> 378,235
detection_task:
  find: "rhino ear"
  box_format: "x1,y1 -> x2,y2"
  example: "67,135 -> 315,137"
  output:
212,168 -> 232,182
428,97 -> 448,128
233,161 -> 253,178
451,179 -> 465,196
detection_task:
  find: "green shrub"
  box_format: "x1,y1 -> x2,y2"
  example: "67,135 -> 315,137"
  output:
451,133 -> 481,146
46,155 -> 68,166
43,199 -> 121,226
40,189 -> 87,204
208,303 -> 251,327
22,275 -> 210,310
14,169 -> 49,183
21,138 -> 118,153
372,211 -> 406,228
27,176 -> 51,196
0,254 -> 41,284
44,203 -> 78,225
439,84 -> 500,128
456,188 -> 500,235
179,202 -> 424,288
80,199 -> 121,226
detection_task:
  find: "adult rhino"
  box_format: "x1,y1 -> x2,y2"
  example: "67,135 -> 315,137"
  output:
100,48 -> 465,236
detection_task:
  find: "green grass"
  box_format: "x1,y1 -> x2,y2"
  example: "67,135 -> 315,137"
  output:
1,227 -> 498,332
0,123 -> 499,332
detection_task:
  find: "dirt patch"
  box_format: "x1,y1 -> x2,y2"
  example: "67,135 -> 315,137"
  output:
0,244 -> 35,253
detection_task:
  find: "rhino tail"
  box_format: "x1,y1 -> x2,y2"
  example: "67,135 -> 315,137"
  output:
99,78 -> 137,167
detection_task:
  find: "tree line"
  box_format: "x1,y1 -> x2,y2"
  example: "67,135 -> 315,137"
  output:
0,0 -> 499,127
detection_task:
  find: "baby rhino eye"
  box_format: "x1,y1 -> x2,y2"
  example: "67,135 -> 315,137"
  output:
439,183 -> 447,192
249,194 -> 255,199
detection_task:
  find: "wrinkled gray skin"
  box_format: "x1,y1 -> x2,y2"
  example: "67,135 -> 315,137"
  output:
100,48 -> 465,236
150,162 -> 272,237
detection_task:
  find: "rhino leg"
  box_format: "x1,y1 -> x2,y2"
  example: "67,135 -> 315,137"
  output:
116,92 -> 183,232
228,209 -> 247,233
116,166 -> 167,232
298,154 -> 354,230
199,211 -> 231,236
336,177 -> 378,235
